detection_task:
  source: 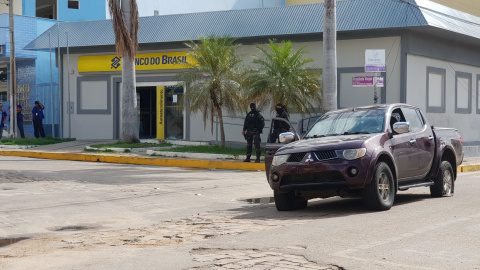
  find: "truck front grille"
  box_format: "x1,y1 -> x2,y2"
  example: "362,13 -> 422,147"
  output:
287,152 -> 307,163
313,150 -> 338,161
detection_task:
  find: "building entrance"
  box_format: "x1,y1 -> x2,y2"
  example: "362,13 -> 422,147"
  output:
164,86 -> 184,140
136,85 -> 184,140
137,87 -> 157,138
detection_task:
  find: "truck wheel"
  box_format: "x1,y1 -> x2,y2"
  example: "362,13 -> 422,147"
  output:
362,162 -> 395,211
274,191 -> 307,211
430,161 -> 454,197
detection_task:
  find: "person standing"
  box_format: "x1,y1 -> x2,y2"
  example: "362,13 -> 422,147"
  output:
270,103 -> 290,143
9,104 -> 25,138
242,103 -> 265,163
0,103 -> 7,139
16,104 -> 25,138
32,100 -> 46,138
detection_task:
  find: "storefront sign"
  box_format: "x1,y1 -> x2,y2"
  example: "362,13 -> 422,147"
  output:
157,86 -> 165,140
78,52 -> 193,72
352,76 -> 384,87
365,49 -> 386,72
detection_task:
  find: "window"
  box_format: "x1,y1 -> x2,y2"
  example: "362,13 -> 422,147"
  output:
426,67 -> 445,113
17,85 -> 31,122
476,75 -> 480,114
455,71 -> 472,114
401,107 -> 424,133
68,1 -> 80,9
0,67 -> 6,82
36,0 -> 57,20
0,85 -> 6,102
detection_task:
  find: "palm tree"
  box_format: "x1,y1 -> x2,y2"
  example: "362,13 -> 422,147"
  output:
245,40 -> 322,115
109,0 -> 140,142
177,35 -> 243,148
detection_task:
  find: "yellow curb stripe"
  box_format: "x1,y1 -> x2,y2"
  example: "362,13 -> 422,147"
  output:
458,164 -> 480,173
0,150 -> 266,171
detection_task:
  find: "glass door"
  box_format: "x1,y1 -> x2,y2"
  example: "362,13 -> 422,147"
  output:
165,86 -> 184,140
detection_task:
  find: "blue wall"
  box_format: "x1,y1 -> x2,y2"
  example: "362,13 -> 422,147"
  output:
0,15 -> 59,135
22,0 -> 106,21
22,0 -> 36,17
58,0 -> 106,21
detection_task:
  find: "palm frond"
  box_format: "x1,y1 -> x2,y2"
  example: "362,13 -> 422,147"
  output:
108,0 -> 139,61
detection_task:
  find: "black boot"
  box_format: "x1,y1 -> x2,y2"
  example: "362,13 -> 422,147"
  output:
244,156 -> 251,162
255,157 -> 261,163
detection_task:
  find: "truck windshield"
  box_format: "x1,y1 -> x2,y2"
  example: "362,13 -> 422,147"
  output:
305,109 -> 386,138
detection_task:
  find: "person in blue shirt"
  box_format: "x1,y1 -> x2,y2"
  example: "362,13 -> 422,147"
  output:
0,103 -> 7,139
8,104 -> 25,138
16,104 -> 25,138
32,100 -> 46,138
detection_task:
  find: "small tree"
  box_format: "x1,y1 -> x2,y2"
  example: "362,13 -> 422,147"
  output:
177,35 -> 243,147
245,40 -> 322,115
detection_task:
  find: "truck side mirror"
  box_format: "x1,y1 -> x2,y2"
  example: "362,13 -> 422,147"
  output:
279,132 -> 295,144
393,122 -> 410,134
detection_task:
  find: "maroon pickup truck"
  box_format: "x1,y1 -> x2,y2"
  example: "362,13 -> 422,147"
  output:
265,104 -> 464,211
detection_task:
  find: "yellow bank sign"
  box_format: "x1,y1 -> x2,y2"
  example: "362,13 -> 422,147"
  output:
78,52 -> 193,72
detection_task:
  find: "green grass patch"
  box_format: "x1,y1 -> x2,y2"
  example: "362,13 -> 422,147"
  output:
155,144 -> 264,156
0,136 -> 75,146
90,141 -> 172,149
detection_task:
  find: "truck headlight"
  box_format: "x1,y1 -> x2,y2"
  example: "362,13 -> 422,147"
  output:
337,148 -> 367,160
272,154 -> 289,166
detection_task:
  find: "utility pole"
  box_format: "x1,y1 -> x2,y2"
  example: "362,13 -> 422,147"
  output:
9,0 -> 16,138
322,0 -> 337,112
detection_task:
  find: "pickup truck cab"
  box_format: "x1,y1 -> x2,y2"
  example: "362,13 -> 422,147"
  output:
265,104 -> 464,211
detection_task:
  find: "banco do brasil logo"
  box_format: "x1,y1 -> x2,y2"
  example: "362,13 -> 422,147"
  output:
111,56 -> 121,69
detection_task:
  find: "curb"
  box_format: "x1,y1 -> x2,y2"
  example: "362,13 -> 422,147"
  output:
458,164 -> 480,173
0,150 -> 266,171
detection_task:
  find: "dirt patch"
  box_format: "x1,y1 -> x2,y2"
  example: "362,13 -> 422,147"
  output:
190,248 -> 344,270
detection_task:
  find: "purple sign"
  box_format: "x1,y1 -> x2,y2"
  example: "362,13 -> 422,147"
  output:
353,76 -> 374,87
365,66 -> 386,72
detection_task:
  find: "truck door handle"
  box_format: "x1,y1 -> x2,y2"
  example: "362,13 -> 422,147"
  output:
409,139 -> 416,144
428,136 -> 434,140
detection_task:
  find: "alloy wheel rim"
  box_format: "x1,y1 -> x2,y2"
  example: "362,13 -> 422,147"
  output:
443,170 -> 453,195
378,172 -> 390,201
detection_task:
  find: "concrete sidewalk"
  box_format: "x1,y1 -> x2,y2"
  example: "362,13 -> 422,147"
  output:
0,140 -> 266,171
0,140 -> 479,172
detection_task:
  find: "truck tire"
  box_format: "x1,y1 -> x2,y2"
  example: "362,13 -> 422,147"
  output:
362,162 -> 395,211
430,161 -> 454,197
274,191 -> 307,211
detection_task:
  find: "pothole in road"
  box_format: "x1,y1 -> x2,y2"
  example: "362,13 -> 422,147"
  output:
47,213 -> 316,250
190,248 -> 344,270
51,225 -> 100,232
0,238 -> 29,248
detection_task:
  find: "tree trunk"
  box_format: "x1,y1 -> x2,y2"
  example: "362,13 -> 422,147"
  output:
120,0 -> 139,142
216,106 -> 226,148
322,0 -> 337,112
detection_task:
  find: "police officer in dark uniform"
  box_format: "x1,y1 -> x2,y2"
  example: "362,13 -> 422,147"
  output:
270,103 -> 290,143
242,103 -> 265,163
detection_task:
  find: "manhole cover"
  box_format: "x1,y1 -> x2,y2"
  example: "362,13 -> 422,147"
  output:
0,238 -> 28,248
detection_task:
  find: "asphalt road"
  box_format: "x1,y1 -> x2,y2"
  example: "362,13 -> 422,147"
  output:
0,156 -> 479,270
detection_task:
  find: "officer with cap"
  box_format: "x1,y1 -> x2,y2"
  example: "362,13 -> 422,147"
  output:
242,103 -> 265,163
